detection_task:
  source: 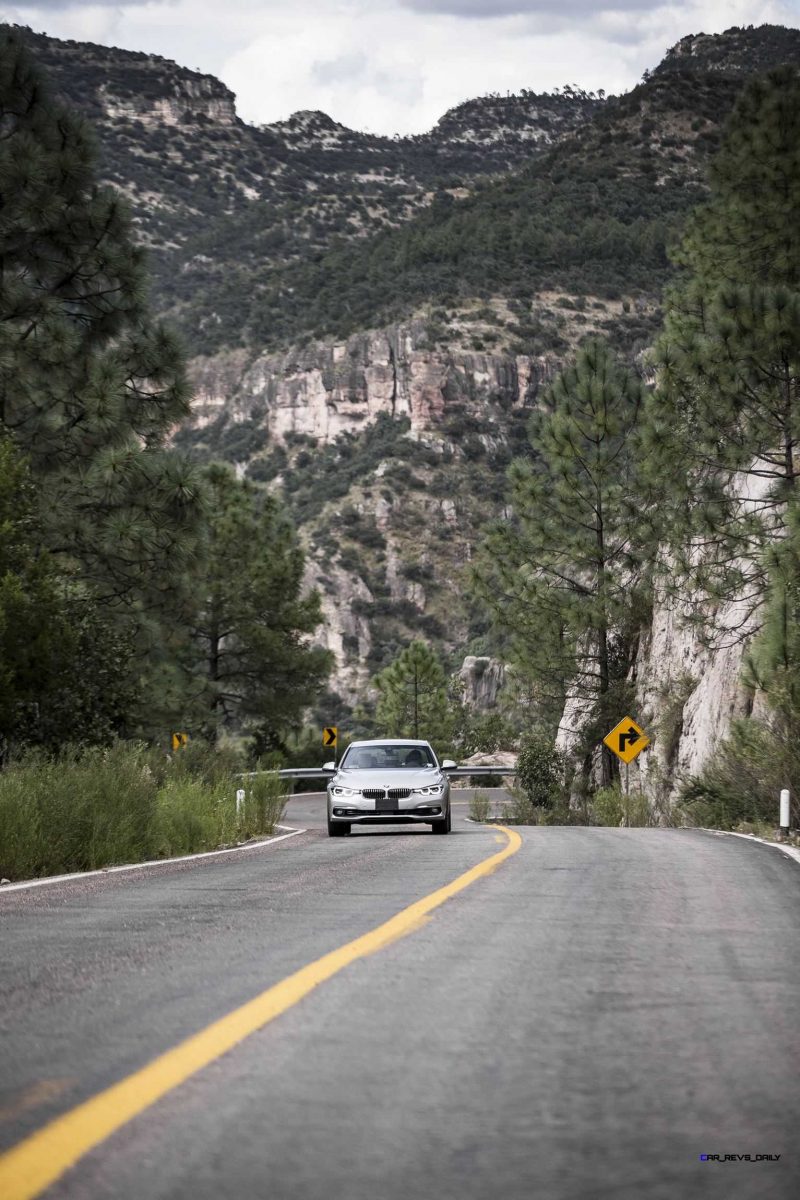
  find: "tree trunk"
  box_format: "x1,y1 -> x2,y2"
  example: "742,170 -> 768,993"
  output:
208,609 -> 221,747
783,359 -> 796,494
596,496 -> 614,788
598,622 -> 614,788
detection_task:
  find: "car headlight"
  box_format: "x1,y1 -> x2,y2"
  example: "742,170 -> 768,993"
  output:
416,783 -> 444,796
331,785 -> 359,797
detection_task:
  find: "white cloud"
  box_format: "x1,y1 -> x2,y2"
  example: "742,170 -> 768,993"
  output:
221,0 -> 800,133
5,0 -> 800,133
401,0 -> 660,15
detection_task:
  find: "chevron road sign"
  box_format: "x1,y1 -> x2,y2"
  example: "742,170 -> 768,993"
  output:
603,717 -> 650,765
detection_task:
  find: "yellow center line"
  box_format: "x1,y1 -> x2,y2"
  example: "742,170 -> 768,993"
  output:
0,825 -> 522,1200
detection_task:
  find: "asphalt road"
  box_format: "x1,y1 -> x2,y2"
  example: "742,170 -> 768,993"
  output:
1,794 -> 799,1200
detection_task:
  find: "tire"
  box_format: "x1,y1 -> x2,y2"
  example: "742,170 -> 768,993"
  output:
328,818 -> 350,837
431,812 -> 450,835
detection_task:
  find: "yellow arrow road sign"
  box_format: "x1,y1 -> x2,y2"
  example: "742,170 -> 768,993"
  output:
171,732 -> 188,752
603,717 -> 649,764
323,727 -> 338,748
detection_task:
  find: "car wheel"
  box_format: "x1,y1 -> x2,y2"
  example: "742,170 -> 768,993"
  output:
328,818 -> 350,837
431,815 -> 449,835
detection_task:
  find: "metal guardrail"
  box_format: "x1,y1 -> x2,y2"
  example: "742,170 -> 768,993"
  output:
278,768 -> 333,780
239,765 -> 518,782
239,768 -> 518,800
238,768 -> 331,781
440,766 -> 517,778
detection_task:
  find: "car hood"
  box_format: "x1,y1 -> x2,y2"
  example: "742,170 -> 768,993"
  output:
332,768 -> 442,790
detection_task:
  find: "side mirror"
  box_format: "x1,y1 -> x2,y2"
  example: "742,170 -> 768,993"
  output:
322,761 -> 336,772
441,759 -> 457,770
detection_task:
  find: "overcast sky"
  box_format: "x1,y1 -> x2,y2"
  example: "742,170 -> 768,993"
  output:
3,0 -> 799,133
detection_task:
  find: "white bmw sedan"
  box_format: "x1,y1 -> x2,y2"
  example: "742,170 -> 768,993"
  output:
326,739 -> 454,837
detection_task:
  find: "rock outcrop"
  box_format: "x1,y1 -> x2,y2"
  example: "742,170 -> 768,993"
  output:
186,322 -> 556,446
101,78 -> 237,127
303,561 -> 373,704
458,657 -> 506,710
428,88 -> 601,149
631,566 -> 773,815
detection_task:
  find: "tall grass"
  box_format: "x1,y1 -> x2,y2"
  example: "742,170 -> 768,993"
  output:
591,785 -> 651,827
468,790 -> 492,823
0,743 -> 286,881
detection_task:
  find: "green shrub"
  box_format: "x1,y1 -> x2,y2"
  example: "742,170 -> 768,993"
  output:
468,790 -> 492,822
497,785 -> 580,826
458,711 -> 517,757
516,730 -> 565,808
500,787 -> 536,825
167,740 -> 245,787
592,785 -> 624,826
679,716 -> 800,830
592,784 -> 651,827
242,770 -> 286,838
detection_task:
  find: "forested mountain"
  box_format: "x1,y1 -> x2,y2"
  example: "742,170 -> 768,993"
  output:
19,28 -> 600,356
19,24 -> 800,359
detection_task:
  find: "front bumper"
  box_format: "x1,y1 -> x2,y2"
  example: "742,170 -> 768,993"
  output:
328,800 -> 447,824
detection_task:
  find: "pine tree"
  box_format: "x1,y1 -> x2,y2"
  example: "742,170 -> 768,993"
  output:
373,640 -> 450,741
474,339 -> 651,785
0,433 -> 138,755
183,466 -> 331,749
743,502 -> 800,730
0,27 -> 204,605
648,66 -> 800,632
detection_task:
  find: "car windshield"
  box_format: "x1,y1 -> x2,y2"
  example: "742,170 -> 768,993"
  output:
342,744 -> 436,770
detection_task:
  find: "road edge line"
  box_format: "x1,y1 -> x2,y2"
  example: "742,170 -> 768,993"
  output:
699,827 -> 800,867
0,825 -> 521,1200
0,828 -> 307,894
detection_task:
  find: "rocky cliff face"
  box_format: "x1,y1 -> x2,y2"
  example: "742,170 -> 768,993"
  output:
554,611 -> 761,820
101,77 -> 237,127
21,29 -> 238,128
631,479 -> 775,815
631,585 -> 760,815
555,539 -> 768,818
177,322 -> 558,706
185,321 -> 553,447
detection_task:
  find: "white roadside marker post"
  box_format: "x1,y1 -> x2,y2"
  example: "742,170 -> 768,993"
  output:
236,788 -> 246,822
779,788 -> 791,837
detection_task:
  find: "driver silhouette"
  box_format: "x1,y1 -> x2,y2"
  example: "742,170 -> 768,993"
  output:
404,748 -> 426,767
